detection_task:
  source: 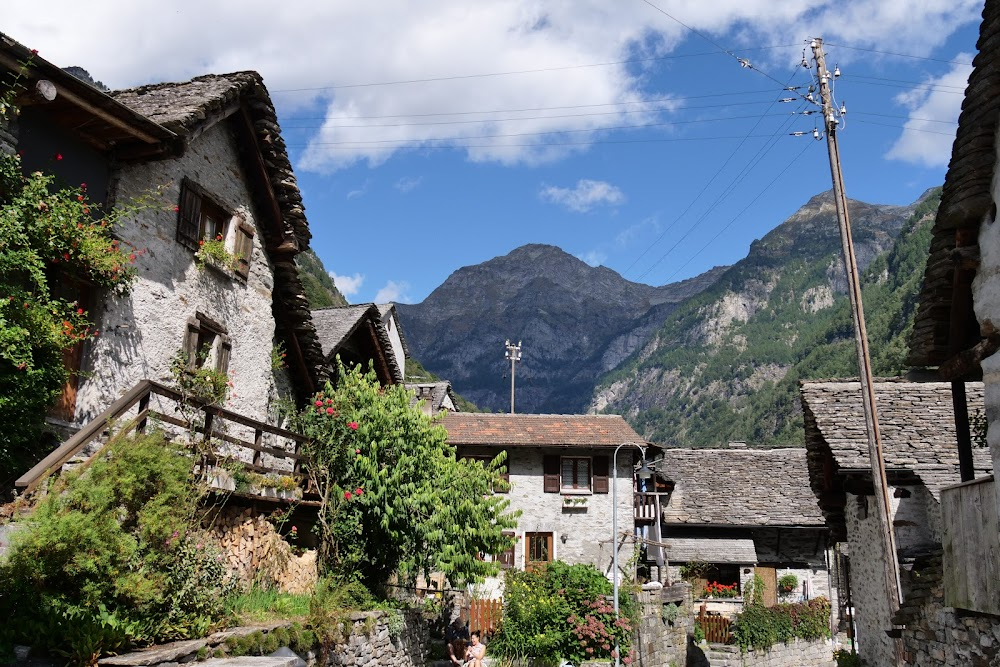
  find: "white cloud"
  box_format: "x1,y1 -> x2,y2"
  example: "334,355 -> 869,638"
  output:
3,1 -> 982,171
394,176 -> 423,193
540,179 -> 625,213
374,280 -> 412,304
346,178 -> 371,200
578,250 -> 607,267
616,215 -> 661,247
330,272 -> 364,298
885,55 -> 972,167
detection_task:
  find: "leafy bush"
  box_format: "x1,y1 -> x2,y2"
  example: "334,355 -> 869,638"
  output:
834,648 -> 862,667
0,430 -> 233,662
488,561 -> 635,666
286,362 -> 518,591
731,597 -> 831,653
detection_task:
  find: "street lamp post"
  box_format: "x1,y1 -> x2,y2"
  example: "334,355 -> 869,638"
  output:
612,442 -> 653,667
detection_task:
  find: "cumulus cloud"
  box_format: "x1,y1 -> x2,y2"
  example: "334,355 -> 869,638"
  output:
374,280 -> 412,304
330,272 -> 364,298
885,55 -> 972,167
616,215 -> 661,247
3,1 -> 982,171
394,176 -> 423,193
540,179 -> 625,213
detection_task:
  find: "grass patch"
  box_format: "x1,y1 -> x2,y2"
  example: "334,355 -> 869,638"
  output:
226,587 -> 311,624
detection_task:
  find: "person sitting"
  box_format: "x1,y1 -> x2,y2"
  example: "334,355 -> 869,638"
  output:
465,631 -> 486,667
445,618 -> 469,666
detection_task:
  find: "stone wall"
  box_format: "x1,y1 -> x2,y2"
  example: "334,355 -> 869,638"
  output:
634,588 -> 692,667
687,638 -> 834,667
205,505 -> 317,594
320,610 -> 427,667
76,120 -> 292,429
895,550 -> 1000,666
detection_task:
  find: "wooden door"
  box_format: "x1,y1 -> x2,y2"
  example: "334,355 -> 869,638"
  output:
525,532 -> 553,572
49,279 -> 91,422
756,566 -> 778,607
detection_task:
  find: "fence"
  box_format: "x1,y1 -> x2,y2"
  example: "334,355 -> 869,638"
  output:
470,598 -> 502,638
697,606 -> 732,644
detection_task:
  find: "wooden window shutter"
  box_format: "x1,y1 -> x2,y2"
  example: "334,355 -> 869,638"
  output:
184,320 -> 201,370
235,224 -> 254,279
217,336 -> 232,375
593,455 -> 610,494
543,455 -> 560,493
177,180 -> 202,251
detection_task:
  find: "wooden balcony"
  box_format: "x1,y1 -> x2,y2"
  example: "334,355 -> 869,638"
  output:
635,491 -> 667,524
15,379 -> 312,503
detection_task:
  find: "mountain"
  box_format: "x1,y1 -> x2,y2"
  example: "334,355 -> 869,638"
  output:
297,249 -> 348,309
396,244 -> 727,413
590,189 -> 940,446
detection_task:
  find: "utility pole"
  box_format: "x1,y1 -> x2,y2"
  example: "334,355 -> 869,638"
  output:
811,38 -> 903,660
504,339 -> 522,414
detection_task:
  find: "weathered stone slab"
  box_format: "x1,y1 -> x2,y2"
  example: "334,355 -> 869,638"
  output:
99,639 -> 207,666
197,658 -> 301,667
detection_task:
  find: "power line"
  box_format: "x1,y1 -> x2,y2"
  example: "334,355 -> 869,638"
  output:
289,133 -> 797,151
823,43 -> 973,66
269,45 -> 797,93
840,73 -> 967,90
836,77 -> 966,95
851,111 -> 957,125
851,118 -> 958,136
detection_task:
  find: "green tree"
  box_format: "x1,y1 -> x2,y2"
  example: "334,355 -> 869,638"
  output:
288,362 -> 518,591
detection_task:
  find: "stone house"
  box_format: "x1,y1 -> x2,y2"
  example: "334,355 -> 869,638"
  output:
3,35 -> 325,488
407,381 -> 458,415
311,303 -> 405,386
644,446 -> 833,613
441,412 -> 650,587
800,380 -> 993,665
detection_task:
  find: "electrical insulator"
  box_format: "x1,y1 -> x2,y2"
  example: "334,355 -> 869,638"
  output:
833,65 -> 841,78
840,102 -> 847,115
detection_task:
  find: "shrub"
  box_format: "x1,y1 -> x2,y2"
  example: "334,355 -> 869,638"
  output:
488,561 -> 635,666
0,430 -> 233,662
731,597 -> 831,653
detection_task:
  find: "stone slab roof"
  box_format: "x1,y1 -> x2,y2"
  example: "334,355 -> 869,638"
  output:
442,413 -> 645,448
908,0 -> 1000,366
801,379 -> 992,539
655,448 -> 825,527
311,304 -> 404,383
407,381 -> 457,413
663,537 -> 758,564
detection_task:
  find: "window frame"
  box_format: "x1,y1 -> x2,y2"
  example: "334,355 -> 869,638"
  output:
560,456 -> 592,494
183,312 -> 231,375
176,180 -> 246,280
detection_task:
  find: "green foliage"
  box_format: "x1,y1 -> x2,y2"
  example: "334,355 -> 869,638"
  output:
662,602 -> 680,625
271,340 -> 287,371
742,574 -> 765,607
296,249 -> 348,309
679,560 -> 711,582
194,235 -> 242,273
597,190 -> 942,446
285,362 -> 518,590
488,561 -> 635,665
0,148 -> 145,476
731,597 -> 831,653
834,649 -> 862,667
777,574 -> 799,596
169,350 -> 230,405
0,430 -> 234,662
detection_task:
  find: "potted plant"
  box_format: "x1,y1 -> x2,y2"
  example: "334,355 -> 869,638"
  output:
777,574 -> 798,597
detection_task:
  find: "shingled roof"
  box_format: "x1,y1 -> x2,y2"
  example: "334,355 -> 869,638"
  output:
442,413 -> 646,448
654,448 -> 825,527
908,0 -> 1000,367
311,304 -> 404,383
407,381 -> 458,414
109,72 -> 325,395
800,379 -> 992,539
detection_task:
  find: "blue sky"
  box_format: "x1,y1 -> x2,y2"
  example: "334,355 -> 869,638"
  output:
6,1 -> 982,304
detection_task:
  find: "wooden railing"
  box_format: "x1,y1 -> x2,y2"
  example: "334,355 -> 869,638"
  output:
697,606 -> 733,644
16,379 -> 309,494
634,492 -> 664,522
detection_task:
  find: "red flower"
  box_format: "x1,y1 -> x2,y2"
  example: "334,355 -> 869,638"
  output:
76,308 -> 84,315
315,400 -> 323,407
348,421 -> 359,430
344,490 -> 352,500
30,49 -> 38,55
355,448 -> 361,454
326,407 -> 334,415
355,487 -> 363,496
77,195 -> 84,202
173,205 -> 180,213
199,240 -> 205,246
80,182 -> 87,190
55,153 -> 62,161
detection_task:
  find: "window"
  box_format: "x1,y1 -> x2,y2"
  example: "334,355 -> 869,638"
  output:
460,452 -> 510,493
176,179 -> 234,252
183,312 -> 231,374
499,532 -> 515,569
561,457 -> 591,491
525,532 -> 552,572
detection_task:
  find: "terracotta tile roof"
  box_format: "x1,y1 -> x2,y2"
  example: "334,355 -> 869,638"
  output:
442,413 -> 646,448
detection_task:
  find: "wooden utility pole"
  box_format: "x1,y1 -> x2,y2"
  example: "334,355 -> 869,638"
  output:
810,37 -> 903,655
504,339 -> 522,414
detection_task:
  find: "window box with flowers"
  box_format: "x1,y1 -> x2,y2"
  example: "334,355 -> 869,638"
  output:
702,581 -> 740,599
195,234 -> 243,275
562,495 -> 589,511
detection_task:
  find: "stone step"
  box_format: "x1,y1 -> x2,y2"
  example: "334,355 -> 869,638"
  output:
197,658 -> 302,667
